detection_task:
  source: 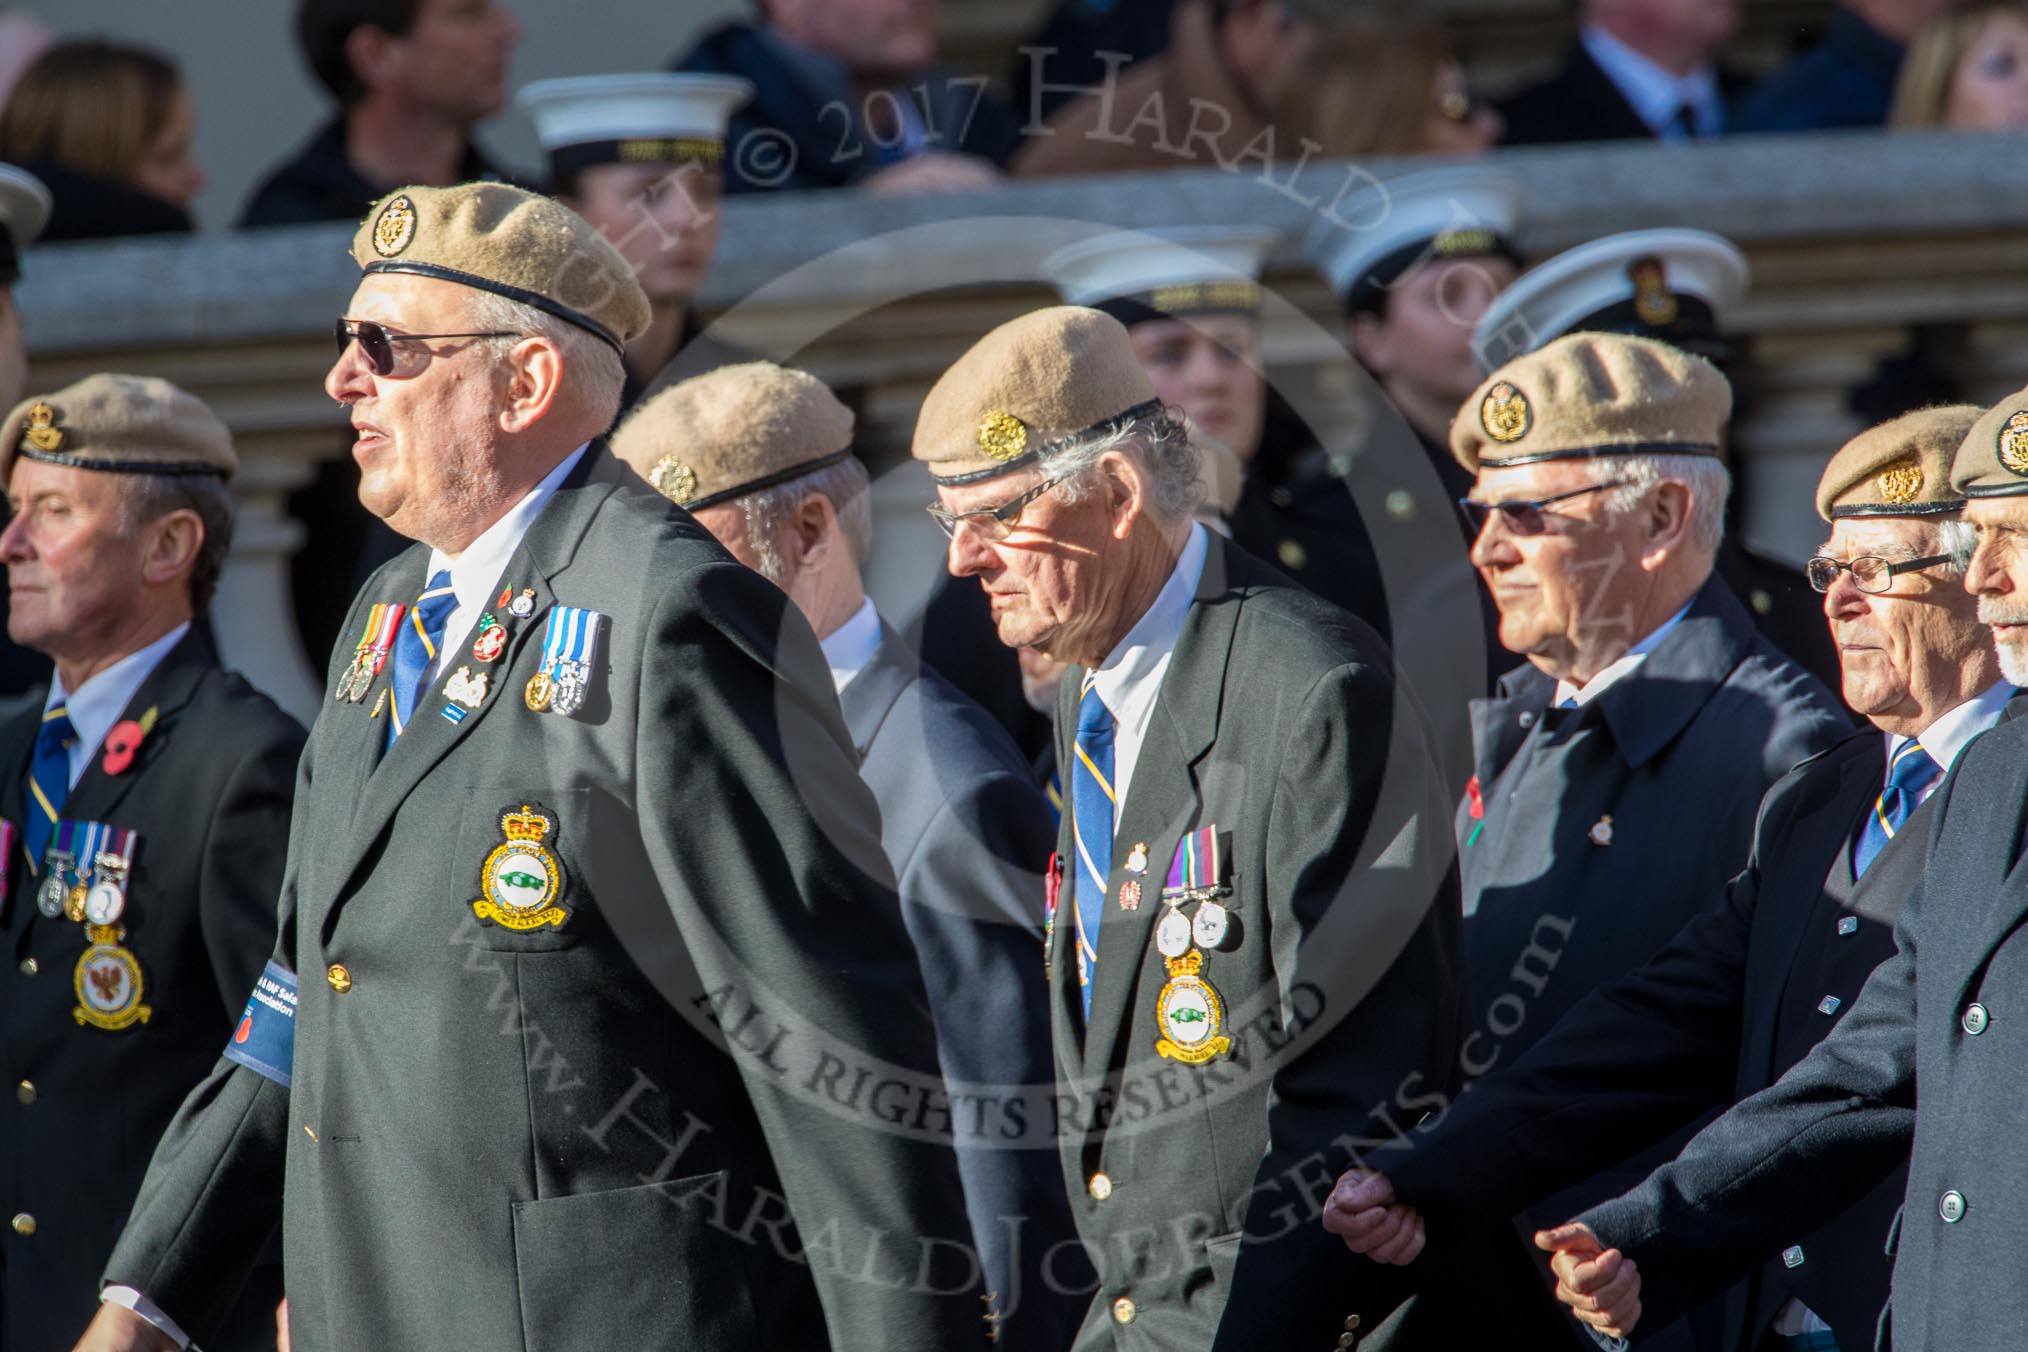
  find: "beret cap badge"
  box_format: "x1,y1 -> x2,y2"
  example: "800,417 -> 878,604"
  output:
372,194 -> 418,258
977,410 -> 1029,463
21,402 -> 60,452
2001,411 -> 2028,478
1479,382 -> 1532,444
1876,457 -> 1923,505
648,455 -> 697,505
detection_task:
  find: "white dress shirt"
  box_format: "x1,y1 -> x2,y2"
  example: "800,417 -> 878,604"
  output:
819,596 -> 883,694
103,448 -> 592,1346
418,442 -> 588,686
1581,25 -> 1726,140
43,623 -> 190,788
1552,602 -> 1693,709
1087,523 -> 1209,816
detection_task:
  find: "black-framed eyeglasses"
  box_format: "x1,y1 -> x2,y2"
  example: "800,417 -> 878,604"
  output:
1457,482 -> 1616,537
335,319 -> 519,377
1805,553 -> 1954,595
926,477 -> 1064,543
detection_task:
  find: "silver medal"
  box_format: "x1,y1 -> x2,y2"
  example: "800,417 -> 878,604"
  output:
1192,901 -> 1229,950
35,864 -> 69,918
84,877 -> 125,926
552,662 -> 587,717
1156,907 -> 1192,959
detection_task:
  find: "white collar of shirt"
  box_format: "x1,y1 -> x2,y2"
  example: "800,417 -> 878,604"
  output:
1886,680 -> 2016,796
420,442 -> 587,682
1553,601 -> 1693,709
1088,522 -> 1209,815
1581,25 -> 1723,138
820,596 -> 884,694
44,622 -> 190,789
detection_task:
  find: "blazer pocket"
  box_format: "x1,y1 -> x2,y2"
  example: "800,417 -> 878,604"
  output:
511,1173 -> 758,1352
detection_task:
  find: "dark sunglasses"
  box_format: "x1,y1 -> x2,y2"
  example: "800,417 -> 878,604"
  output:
334,319 -> 519,377
1457,482 -> 1616,537
1805,553 -> 1954,595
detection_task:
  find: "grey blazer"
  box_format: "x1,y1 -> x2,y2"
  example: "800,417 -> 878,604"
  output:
102,446 -> 986,1352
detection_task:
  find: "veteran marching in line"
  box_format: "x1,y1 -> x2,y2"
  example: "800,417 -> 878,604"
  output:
2,95 -> 2027,1352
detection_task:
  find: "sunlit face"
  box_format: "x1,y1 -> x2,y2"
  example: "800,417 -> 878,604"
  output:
392,0 -> 522,123
1467,459 -> 1656,675
131,89 -> 204,210
567,162 -> 724,307
1819,517 -> 1983,723
0,459 -> 148,659
938,467 -> 1137,661
1355,255 -> 1518,412
1965,496 -> 2028,683
1945,13 -> 2028,130
767,0 -> 937,79
326,273 -> 517,546
1128,314 -> 1266,464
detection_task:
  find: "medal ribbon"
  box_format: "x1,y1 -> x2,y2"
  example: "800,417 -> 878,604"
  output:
537,605 -> 572,678
70,820 -> 105,890
1165,825 -> 1221,895
96,826 -> 136,875
46,818 -> 76,874
363,602 -> 405,670
545,606 -> 601,673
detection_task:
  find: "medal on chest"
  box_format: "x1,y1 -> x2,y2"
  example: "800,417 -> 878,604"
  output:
525,605 -> 605,718
337,602 -> 406,704
73,923 -> 151,1031
83,828 -> 137,926
469,803 -> 571,932
35,821 -> 76,919
1153,825 -> 1236,1065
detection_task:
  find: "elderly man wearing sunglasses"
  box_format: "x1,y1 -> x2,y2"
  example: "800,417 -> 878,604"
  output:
1368,330 -> 1849,1348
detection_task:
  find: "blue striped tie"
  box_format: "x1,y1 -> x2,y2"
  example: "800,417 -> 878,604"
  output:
1069,674 -> 1115,1020
23,705 -> 74,872
1852,740 -> 1941,876
387,569 -> 457,746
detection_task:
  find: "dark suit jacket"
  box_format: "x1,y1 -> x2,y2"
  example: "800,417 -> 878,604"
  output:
102,447 -> 985,1351
1049,531 -> 1559,1350
237,117 -> 513,228
1391,723 -> 1949,1352
0,630 -> 302,1352
840,624 -> 1079,1351
1580,697 -> 2028,1351
1498,45 -> 1748,146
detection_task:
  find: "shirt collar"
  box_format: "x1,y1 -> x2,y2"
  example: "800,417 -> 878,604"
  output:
1888,679 -> 2018,775
1554,601 -> 1694,708
820,596 -> 883,694
1581,25 -> 1722,133
425,443 -> 588,616
1089,522 -> 1209,718
45,621 -> 191,759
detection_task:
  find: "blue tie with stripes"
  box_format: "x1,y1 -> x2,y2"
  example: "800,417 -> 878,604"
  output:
387,569 -> 457,746
24,704 -> 74,872
1852,739 -> 1941,876
1070,675 -> 1116,1020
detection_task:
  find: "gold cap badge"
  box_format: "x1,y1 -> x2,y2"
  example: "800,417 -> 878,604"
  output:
1479,382 -> 1532,444
1876,456 -> 1923,505
977,410 -> 1029,462
372,194 -> 418,258
21,402 -> 60,453
2000,411 -> 2028,478
648,454 -> 697,504
1630,257 -> 1679,327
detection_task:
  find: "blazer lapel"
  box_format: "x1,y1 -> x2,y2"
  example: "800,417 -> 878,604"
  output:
319,453 -> 617,927
58,629 -> 214,831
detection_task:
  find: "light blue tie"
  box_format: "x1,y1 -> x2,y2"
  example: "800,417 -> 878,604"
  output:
1069,675 -> 1115,1020
23,705 -> 74,871
1852,740 -> 1941,876
386,570 -> 457,746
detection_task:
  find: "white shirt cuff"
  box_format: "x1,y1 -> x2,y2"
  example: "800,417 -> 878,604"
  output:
100,1286 -> 193,1350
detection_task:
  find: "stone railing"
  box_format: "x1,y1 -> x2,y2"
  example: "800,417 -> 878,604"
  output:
18,129 -> 2028,717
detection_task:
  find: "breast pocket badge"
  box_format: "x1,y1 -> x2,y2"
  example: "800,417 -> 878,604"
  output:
469,803 -> 571,932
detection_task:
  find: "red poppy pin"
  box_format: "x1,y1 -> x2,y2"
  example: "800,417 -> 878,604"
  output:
102,705 -> 159,776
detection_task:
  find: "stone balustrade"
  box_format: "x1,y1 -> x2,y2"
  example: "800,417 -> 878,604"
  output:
17,129 -> 2027,716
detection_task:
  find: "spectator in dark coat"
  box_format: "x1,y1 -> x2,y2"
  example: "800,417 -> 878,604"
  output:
240,0 -> 520,228
1733,0 -> 1951,132
1499,0 -> 1744,145
673,0 -> 1019,195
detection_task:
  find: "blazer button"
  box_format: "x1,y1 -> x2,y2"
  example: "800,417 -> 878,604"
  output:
1963,1003 -> 1990,1036
1088,1172 -> 1113,1201
1940,1190 -> 1967,1223
9,1213 -> 33,1236
17,957 -> 35,976
1337,1334 -> 1357,1349
1782,1245 -> 1804,1268
14,1080 -> 33,1106
326,964 -> 353,993
1345,1315 -> 1362,1331
1111,1297 -> 1136,1325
